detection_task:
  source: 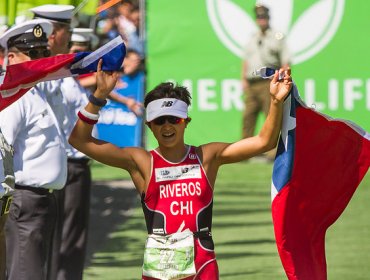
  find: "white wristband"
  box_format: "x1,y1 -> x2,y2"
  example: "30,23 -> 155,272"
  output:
79,107 -> 100,121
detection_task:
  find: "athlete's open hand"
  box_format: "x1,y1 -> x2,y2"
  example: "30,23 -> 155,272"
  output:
270,68 -> 292,103
95,59 -> 119,99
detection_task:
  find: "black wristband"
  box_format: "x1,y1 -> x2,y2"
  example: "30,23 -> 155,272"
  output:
88,94 -> 107,107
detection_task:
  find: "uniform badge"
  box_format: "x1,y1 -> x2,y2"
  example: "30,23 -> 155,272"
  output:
33,25 -> 44,38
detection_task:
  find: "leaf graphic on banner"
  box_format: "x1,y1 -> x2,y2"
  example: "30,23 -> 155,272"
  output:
206,0 -> 345,65
287,0 -> 345,64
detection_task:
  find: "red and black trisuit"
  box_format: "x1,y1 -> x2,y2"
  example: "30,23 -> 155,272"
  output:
142,146 -> 219,280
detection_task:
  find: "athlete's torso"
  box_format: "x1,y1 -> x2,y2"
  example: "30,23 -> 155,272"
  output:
141,146 -> 219,280
142,145 -> 214,235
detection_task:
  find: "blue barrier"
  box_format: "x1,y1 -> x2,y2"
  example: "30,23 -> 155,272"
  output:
96,71 -> 145,147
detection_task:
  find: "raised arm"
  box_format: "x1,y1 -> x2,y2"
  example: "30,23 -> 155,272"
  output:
204,68 -> 292,166
69,60 -> 150,191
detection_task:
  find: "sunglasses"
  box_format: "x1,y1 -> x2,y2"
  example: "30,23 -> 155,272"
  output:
20,49 -> 51,59
152,116 -> 185,125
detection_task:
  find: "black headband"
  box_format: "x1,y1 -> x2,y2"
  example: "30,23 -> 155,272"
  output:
33,13 -> 71,24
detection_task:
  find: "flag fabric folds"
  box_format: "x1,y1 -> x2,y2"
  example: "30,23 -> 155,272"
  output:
0,36 -> 126,111
271,84 -> 370,280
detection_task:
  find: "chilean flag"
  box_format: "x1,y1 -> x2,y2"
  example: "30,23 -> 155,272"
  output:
0,36 -> 126,111
272,83 -> 370,280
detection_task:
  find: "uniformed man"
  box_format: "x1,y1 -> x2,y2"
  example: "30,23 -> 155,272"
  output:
241,4 -> 290,160
70,27 -> 98,53
0,19 -> 68,280
70,28 -> 100,93
0,128 -> 14,279
30,5 -> 92,280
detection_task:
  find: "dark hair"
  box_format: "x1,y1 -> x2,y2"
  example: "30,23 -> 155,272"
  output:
144,82 -> 192,108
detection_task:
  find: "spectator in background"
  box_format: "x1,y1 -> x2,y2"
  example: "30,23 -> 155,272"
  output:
96,12 -> 120,46
116,0 -> 135,42
70,28 -> 99,53
241,4 -> 290,161
71,28 -> 100,93
126,6 -> 145,58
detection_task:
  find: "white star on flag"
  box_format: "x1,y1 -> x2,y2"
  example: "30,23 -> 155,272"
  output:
281,94 -> 296,150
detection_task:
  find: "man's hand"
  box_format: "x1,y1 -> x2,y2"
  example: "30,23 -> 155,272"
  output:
270,68 -> 292,103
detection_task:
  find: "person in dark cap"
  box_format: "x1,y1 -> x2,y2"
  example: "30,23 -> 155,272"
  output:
255,4 -> 269,19
0,21 -> 51,63
0,19 -> 67,280
240,3 -> 291,161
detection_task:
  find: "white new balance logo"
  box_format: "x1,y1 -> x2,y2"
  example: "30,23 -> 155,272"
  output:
206,0 -> 345,65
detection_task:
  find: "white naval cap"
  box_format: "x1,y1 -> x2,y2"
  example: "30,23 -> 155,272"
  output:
30,4 -> 75,24
71,28 -> 98,48
0,25 -> 8,37
0,19 -> 53,49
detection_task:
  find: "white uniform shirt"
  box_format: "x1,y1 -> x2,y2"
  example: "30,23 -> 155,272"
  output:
37,79 -> 67,139
0,87 -> 67,190
41,78 -> 91,159
243,28 -> 290,79
60,77 -> 90,158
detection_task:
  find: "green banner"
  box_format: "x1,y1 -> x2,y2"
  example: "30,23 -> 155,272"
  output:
146,0 -> 369,149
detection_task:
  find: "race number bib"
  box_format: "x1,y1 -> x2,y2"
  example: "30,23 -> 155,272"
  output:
142,229 -> 196,280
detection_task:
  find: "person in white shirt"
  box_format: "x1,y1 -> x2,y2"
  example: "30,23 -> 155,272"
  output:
0,19 -> 67,280
30,5 -> 92,280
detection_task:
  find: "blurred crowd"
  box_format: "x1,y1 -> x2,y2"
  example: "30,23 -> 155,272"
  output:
94,0 -> 145,58
0,0 -> 146,74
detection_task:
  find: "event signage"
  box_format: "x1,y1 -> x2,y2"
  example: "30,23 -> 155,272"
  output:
147,0 -> 368,148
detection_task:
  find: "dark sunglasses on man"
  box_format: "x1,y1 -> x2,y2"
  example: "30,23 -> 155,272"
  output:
15,48 -> 51,60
